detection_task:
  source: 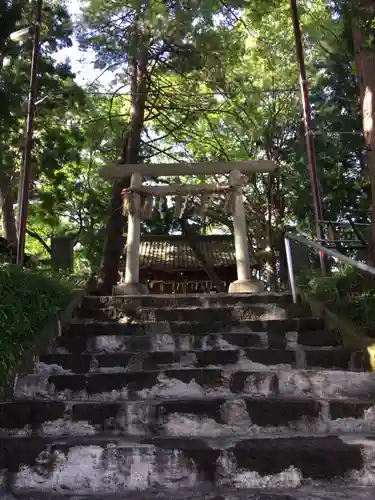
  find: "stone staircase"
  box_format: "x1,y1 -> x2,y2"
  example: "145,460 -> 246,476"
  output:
1,292 -> 375,499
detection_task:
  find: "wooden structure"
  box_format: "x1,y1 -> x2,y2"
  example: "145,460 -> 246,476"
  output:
119,234 -> 246,294
100,160 -> 276,294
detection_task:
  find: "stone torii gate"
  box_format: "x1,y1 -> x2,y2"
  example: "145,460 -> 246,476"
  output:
99,160 -> 276,295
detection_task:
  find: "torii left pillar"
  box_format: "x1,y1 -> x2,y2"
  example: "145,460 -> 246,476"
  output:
114,172 -> 149,296
228,169 -> 264,293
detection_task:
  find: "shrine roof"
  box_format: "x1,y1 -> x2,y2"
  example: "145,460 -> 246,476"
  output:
122,234 -> 238,271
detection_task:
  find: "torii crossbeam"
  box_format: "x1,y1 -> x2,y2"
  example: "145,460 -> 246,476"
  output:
99,160 -> 276,179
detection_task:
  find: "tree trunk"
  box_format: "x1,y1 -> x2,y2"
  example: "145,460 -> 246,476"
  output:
179,217 -> 226,293
126,52 -> 148,164
98,178 -> 129,294
99,48 -> 149,294
0,170 -> 17,245
351,1 -> 375,262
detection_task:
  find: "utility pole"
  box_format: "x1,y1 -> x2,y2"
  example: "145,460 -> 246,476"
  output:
290,0 -> 327,275
16,0 -> 42,266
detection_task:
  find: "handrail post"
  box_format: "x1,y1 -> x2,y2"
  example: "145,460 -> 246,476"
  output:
284,236 -> 298,304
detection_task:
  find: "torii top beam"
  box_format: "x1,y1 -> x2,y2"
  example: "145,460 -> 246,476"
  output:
99,160 -> 276,180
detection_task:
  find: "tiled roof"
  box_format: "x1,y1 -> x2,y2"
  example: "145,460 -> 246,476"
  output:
124,234 -> 237,270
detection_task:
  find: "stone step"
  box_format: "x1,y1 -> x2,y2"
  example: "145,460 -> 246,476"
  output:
14,367 -> 375,401
80,304 -> 312,321
38,349 -> 293,373
53,332 -> 266,354
1,396 -> 375,437
7,486 -> 375,500
38,348 -> 367,374
64,317 -> 326,336
53,330 -> 341,355
81,292 -> 295,310
51,329 -> 341,355
1,434 -> 375,482
298,329 -> 341,347
74,304 -> 311,323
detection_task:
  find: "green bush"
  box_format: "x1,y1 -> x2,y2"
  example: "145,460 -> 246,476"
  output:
0,264 -> 74,390
304,266 -> 375,335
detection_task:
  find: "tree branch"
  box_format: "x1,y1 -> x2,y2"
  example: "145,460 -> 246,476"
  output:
26,229 -> 52,254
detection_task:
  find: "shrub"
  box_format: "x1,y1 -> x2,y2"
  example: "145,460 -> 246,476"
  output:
0,264 -> 74,390
303,266 -> 375,335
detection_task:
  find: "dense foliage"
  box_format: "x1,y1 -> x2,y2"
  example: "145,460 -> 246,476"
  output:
302,267 -> 375,336
0,264 -> 73,391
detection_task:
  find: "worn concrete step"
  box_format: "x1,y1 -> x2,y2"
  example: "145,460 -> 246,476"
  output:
76,303 -> 313,321
74,305 -> 290,323
2,396 -> 375,437
297,329 -> 341,347
7,486 -> 375,500
52,332 -> 266,354
0,396 -> 322,428
38,348 -> 367,374
64,317 -> 326,336
75,303 -> 312,323
1,434 -> 375,481
81,292 -> 295,310
14,367 -> 375,401
53,330 -> 341,355
38,349 -> 296,373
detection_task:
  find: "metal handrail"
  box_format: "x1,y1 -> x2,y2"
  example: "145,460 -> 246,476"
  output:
284,232 -> 375,304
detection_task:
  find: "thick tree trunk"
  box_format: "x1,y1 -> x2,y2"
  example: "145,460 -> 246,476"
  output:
126,52 -> 148,164
99,49 -> 149,294
98,178 -> 129,294
351,1 -> 375,262
0,171 -> 17,245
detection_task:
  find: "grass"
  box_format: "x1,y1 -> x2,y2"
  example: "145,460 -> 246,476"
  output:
0,264 -> 77,391
301,266 -> 375,336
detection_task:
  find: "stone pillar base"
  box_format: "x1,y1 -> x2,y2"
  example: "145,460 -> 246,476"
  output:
228,279 -> 265,294
112,283 -> 150,296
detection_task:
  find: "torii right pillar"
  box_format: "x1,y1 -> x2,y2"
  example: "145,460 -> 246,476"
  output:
228,169 -> 264,293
